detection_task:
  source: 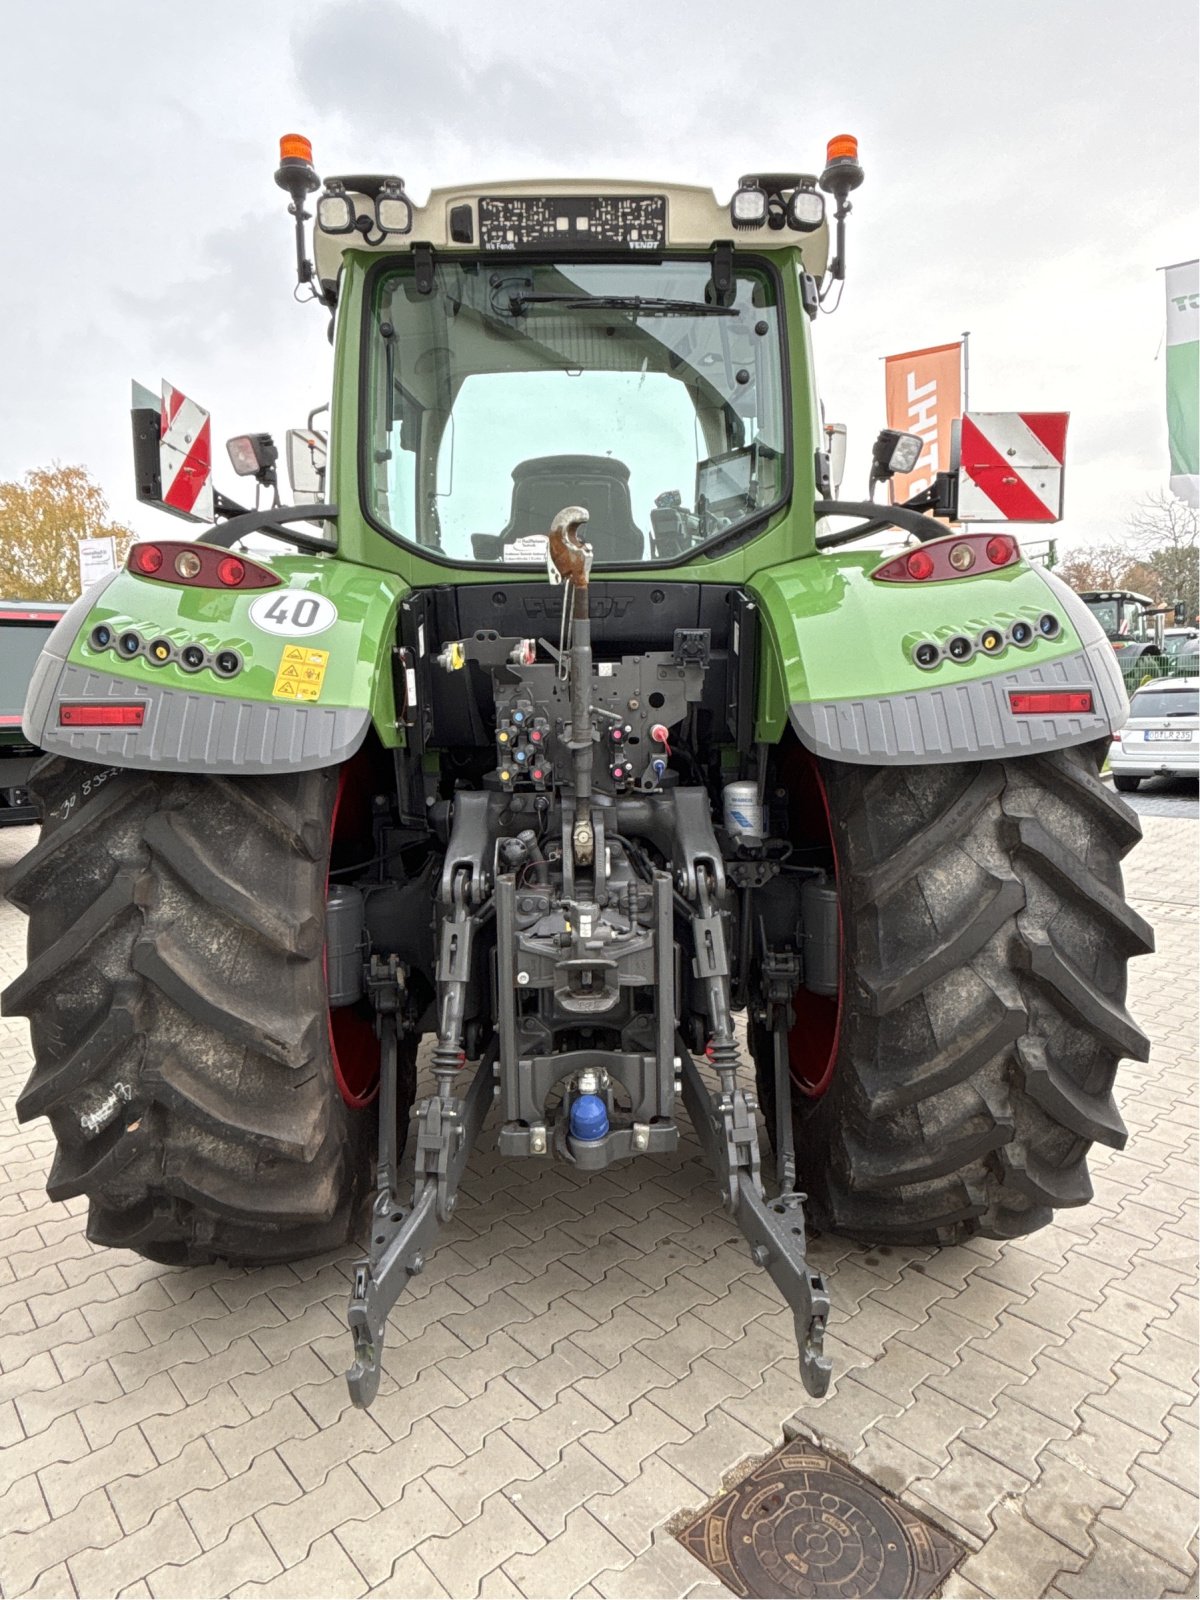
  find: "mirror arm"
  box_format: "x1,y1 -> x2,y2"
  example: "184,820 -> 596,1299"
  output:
813,499 -> 947,547
197,504 -> 339,553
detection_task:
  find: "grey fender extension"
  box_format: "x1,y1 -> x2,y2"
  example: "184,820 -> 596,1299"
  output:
791,642 -> 1126,765
24,656 -> 370,776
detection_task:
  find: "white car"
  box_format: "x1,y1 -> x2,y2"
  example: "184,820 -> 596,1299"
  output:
1110,676 -> 1199,791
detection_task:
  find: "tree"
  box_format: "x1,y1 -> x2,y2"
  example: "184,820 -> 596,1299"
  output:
0,464 -> 135,602
1127,490 -> 1199,626
1054,539 -> 1140,594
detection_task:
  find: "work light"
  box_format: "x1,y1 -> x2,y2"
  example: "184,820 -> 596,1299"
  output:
730,185 -> 768,229
787,187 -> 825,232
375,182 -> 413,235
317,184 -> 356,234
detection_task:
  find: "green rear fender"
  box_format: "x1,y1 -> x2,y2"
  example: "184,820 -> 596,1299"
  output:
23,555 -> 407,775
750,552 -> 1129,764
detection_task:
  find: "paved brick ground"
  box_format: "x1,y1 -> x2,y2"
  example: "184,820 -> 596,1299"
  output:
0,812 -> 1196,1600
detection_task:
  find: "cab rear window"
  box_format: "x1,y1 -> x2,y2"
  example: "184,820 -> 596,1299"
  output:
1129,688 -> 1199,718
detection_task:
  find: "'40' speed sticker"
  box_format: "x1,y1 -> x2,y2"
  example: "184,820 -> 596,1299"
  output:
248,589 -> 338,637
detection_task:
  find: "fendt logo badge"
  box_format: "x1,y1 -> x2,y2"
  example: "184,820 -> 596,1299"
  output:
520,597 -> 633,620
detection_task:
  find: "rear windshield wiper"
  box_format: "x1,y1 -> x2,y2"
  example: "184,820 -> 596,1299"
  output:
503,291 -> 738,318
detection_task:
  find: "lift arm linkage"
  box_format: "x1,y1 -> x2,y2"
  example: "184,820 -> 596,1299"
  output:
679,1051 -> 832,1397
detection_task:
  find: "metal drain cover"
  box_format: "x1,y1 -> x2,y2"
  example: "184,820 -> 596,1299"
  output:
676,1442 -> 963,1599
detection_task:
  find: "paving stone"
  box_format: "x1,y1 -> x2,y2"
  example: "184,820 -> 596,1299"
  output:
351,1361 -> 462,1445
658,1406 -> 768,1497
959,1392 -> 1074,1481
68,1503 -> 200,1598
364,1548 -> 449,1598
141,1380 -> 251,1464
504,1439 -> 624,1541
1020,1451 -> 1126,1558
1055,1523 -> 1199,1598
76,1369 -> 186,1451
586,1349 -> 708,1428
0,1472 -> 50,1539
571,1303 -> 664,1369
417,1491 -> 545,1598
431,1373 -> 539,1455
959,1497 -> 1087,1595
256,1461 -> 379,1569
0,1489 -> 121,1600
1090,1361 -> 1185,1440
505,1506 -> 631,1598
425,1426 -> 542,1523
3,1412 -> 90,1484
505,1295 -> 599,1360
352,1415 -> 465,1510
506,1388 -> 614,1471
208,1393 -> 319,1477
588,1453 -> 701,1558
336,1478 -> 461,1588
181,1448 -> 303,1550
276,1401 -> 391,1492
1139,1415 -> 1200,1493
1099,1463 -> 1200,1575
439,1330 -> 541,1401
591,1529 -> 720,1599
235,1529 -> 369,1598
15,1358 -> 122,1438
147,1516 -> 284,1597
907,1440 -> 1027,1546
108,1436 -> 226,1534
848,1425 -> 941,1500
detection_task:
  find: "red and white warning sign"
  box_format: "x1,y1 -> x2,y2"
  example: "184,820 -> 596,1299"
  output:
159,381 -> 214,522
957,411 -> 1068,523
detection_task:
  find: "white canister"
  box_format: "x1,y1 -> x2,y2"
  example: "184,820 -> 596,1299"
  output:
723,780 -> 766,842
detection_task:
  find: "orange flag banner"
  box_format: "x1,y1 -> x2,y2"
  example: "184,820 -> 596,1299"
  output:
883,342 -> 963,503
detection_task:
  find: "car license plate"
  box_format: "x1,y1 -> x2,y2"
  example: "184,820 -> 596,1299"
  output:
1145,730 -> 1191,741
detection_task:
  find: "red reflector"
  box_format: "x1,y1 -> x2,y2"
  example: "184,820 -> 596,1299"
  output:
906,549 -> 935,580
59,703 -> 146,727
1008,691 -> 1093,715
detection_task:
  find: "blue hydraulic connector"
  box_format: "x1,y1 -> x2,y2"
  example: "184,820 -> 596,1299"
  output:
569,1093 -> 609,1142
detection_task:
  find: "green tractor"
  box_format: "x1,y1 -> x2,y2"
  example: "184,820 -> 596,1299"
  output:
3,136 -> 1152,1407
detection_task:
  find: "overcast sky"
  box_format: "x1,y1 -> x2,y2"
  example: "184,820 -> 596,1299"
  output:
2,0 -> 1196,551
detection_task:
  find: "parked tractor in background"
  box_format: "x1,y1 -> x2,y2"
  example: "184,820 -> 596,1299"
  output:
1078,587 -> 1190,689
3,137 -> 1152,1408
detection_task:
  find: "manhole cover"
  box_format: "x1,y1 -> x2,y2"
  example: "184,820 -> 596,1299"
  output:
676,1442 -> 963,1599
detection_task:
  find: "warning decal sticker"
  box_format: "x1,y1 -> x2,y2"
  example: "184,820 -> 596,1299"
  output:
272,644 -> 330,702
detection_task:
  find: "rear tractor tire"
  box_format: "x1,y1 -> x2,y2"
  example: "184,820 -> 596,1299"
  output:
2,757 -> 409,1265
759,741 -> 1153,1246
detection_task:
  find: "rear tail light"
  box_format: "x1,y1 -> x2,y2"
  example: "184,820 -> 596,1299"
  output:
906,550 -> 935,580
130,544 -> 163,575
127,542 -> 279,590
1009,691 -> 1093,715
59,703 -> 146,727
986,535 -> 1016,566
873,531 -> 1023,583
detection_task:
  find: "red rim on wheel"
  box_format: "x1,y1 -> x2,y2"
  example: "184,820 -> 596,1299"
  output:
326,763 -> 381,1108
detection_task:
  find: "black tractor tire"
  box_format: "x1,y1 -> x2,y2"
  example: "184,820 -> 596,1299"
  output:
757,740 -> 1153,1246
1112,774 -> 1141,793
2,757 -> 402,1265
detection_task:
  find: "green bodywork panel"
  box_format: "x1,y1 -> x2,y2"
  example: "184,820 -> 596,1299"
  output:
56,241 -> 1082,760
749,555 -> 1080,740
67,558 -> 409,748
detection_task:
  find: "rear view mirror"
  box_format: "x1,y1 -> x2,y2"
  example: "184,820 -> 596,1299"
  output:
286,429 -> 327,504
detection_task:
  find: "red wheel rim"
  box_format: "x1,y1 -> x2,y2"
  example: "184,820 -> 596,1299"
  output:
326,762 -> 381,1108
